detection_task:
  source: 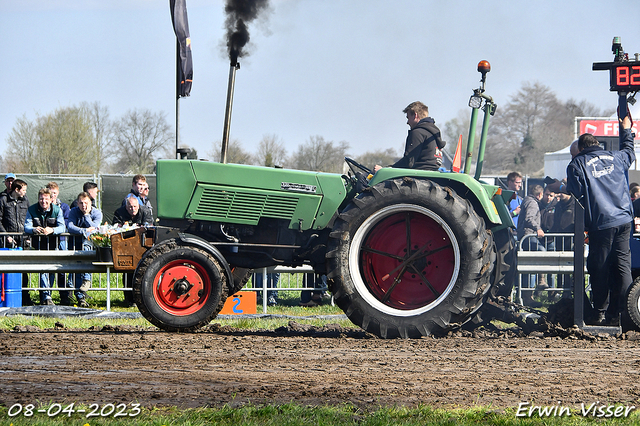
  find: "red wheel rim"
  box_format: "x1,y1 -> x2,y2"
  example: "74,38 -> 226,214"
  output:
359,210 -> 456,310
152,259 -> 211,315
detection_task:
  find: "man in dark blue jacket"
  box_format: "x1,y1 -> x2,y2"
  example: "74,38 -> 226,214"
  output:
566,113 -> 635,325
374,101 -> 445,172
67,192 -> 103,307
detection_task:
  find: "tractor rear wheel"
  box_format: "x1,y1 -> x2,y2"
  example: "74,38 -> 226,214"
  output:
133,240 -> 226,332
326,178 -> 494,338
489,227 -> 517,298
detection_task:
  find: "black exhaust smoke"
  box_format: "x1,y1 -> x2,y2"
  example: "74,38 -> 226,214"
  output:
224,0 -> 270,65
220,0 -> 270,163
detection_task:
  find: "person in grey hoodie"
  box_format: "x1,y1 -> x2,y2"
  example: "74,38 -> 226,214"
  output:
516,184 -> 545,307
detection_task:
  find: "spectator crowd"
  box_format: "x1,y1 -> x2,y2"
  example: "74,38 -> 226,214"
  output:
508,171 -> 577,308
511,112 -> 635,327
0,173 -> 153,307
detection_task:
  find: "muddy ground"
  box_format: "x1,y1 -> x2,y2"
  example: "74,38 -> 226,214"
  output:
2,321 -> 640,412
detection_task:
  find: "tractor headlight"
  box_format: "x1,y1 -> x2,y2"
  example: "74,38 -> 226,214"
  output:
469,95 -> 482,109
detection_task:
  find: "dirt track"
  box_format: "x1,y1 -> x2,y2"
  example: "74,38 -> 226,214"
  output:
2,322 -> 640,412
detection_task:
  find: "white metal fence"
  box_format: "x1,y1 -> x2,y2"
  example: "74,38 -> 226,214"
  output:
516,232 -> 582,304
6,230 -> 604,312
0,232 -> 329,312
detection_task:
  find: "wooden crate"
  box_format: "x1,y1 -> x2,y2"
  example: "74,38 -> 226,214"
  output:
110,227 -> 155,271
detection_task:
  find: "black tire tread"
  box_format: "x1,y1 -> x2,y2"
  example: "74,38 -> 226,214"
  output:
490,228 -> 517,298
133,240 -> 227,332
230,268 -> 253,295
326,178 -> 494,338
625,276 -> 640,331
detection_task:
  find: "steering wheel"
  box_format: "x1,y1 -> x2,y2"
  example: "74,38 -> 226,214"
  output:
344,157 -> 372,176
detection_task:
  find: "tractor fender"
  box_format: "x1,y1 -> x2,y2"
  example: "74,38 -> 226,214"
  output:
368,169 -> 503,225
176,232 -> 234,287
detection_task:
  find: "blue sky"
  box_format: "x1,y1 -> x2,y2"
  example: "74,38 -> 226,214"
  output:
1,0 -> 639,162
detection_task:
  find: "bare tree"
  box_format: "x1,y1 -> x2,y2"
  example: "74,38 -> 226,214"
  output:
564,98 -> 615,120
291,136 -> 349,173
5,107 -> 95,174
256,134 -> 287,167
112,109 -> 174,174
225,139 -> 253,164
38,107 -> 96,174
208,139 -> 253,164
442,108 -> 481,157
354,148 -> 399,170
5,114 -> 38,173
82,101 -> 114,173
485,82 -> 572,175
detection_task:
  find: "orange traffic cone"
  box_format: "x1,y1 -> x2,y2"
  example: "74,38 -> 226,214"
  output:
452,134 -> 463,172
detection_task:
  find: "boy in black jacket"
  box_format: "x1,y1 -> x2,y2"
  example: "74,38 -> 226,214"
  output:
374,101 -> 445,172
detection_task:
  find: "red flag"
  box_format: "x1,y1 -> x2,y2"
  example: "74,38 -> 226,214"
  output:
452,135 -> 463,172
170,0 -> 193,97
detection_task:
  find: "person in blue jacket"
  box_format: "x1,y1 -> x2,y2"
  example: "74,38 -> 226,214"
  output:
565,112 -> 635,326
507,171 -> 523,228
67,192 -> 103,307
46,181 -> 72,304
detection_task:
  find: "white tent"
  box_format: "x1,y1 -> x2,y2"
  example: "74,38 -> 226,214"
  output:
544,144 -> 574,180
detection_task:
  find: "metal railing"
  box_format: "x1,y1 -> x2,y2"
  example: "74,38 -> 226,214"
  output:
247,265 -> 331,313
0,232 -> 329,313
8,228 -> 616,314
516,233 -> 580,304
0,232 -> 126,311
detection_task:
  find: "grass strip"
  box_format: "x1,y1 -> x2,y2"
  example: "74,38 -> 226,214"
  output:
2,402 -> 638,426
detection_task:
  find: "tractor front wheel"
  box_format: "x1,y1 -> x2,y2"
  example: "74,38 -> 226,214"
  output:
133,241 -> 226,332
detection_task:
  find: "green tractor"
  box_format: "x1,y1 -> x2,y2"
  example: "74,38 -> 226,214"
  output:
128,61 -> 517,338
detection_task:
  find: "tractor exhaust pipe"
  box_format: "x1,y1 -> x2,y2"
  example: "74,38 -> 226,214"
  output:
220,62 -> 240,164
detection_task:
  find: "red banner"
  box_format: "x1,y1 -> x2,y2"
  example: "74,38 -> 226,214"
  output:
579,119 -> 639,139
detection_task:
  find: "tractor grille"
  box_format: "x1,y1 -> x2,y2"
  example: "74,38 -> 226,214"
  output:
195,188 -> 299,222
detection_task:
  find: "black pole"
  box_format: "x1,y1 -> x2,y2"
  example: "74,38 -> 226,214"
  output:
574,199 -> 585,327
619,93 -> 628,151
175,39 -> 180,159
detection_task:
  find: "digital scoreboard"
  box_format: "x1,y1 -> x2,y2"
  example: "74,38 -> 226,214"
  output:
593,60 -> 640,93
592,37 -> 635,126
592,36 -> 639,93
610,63 -> 640,92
